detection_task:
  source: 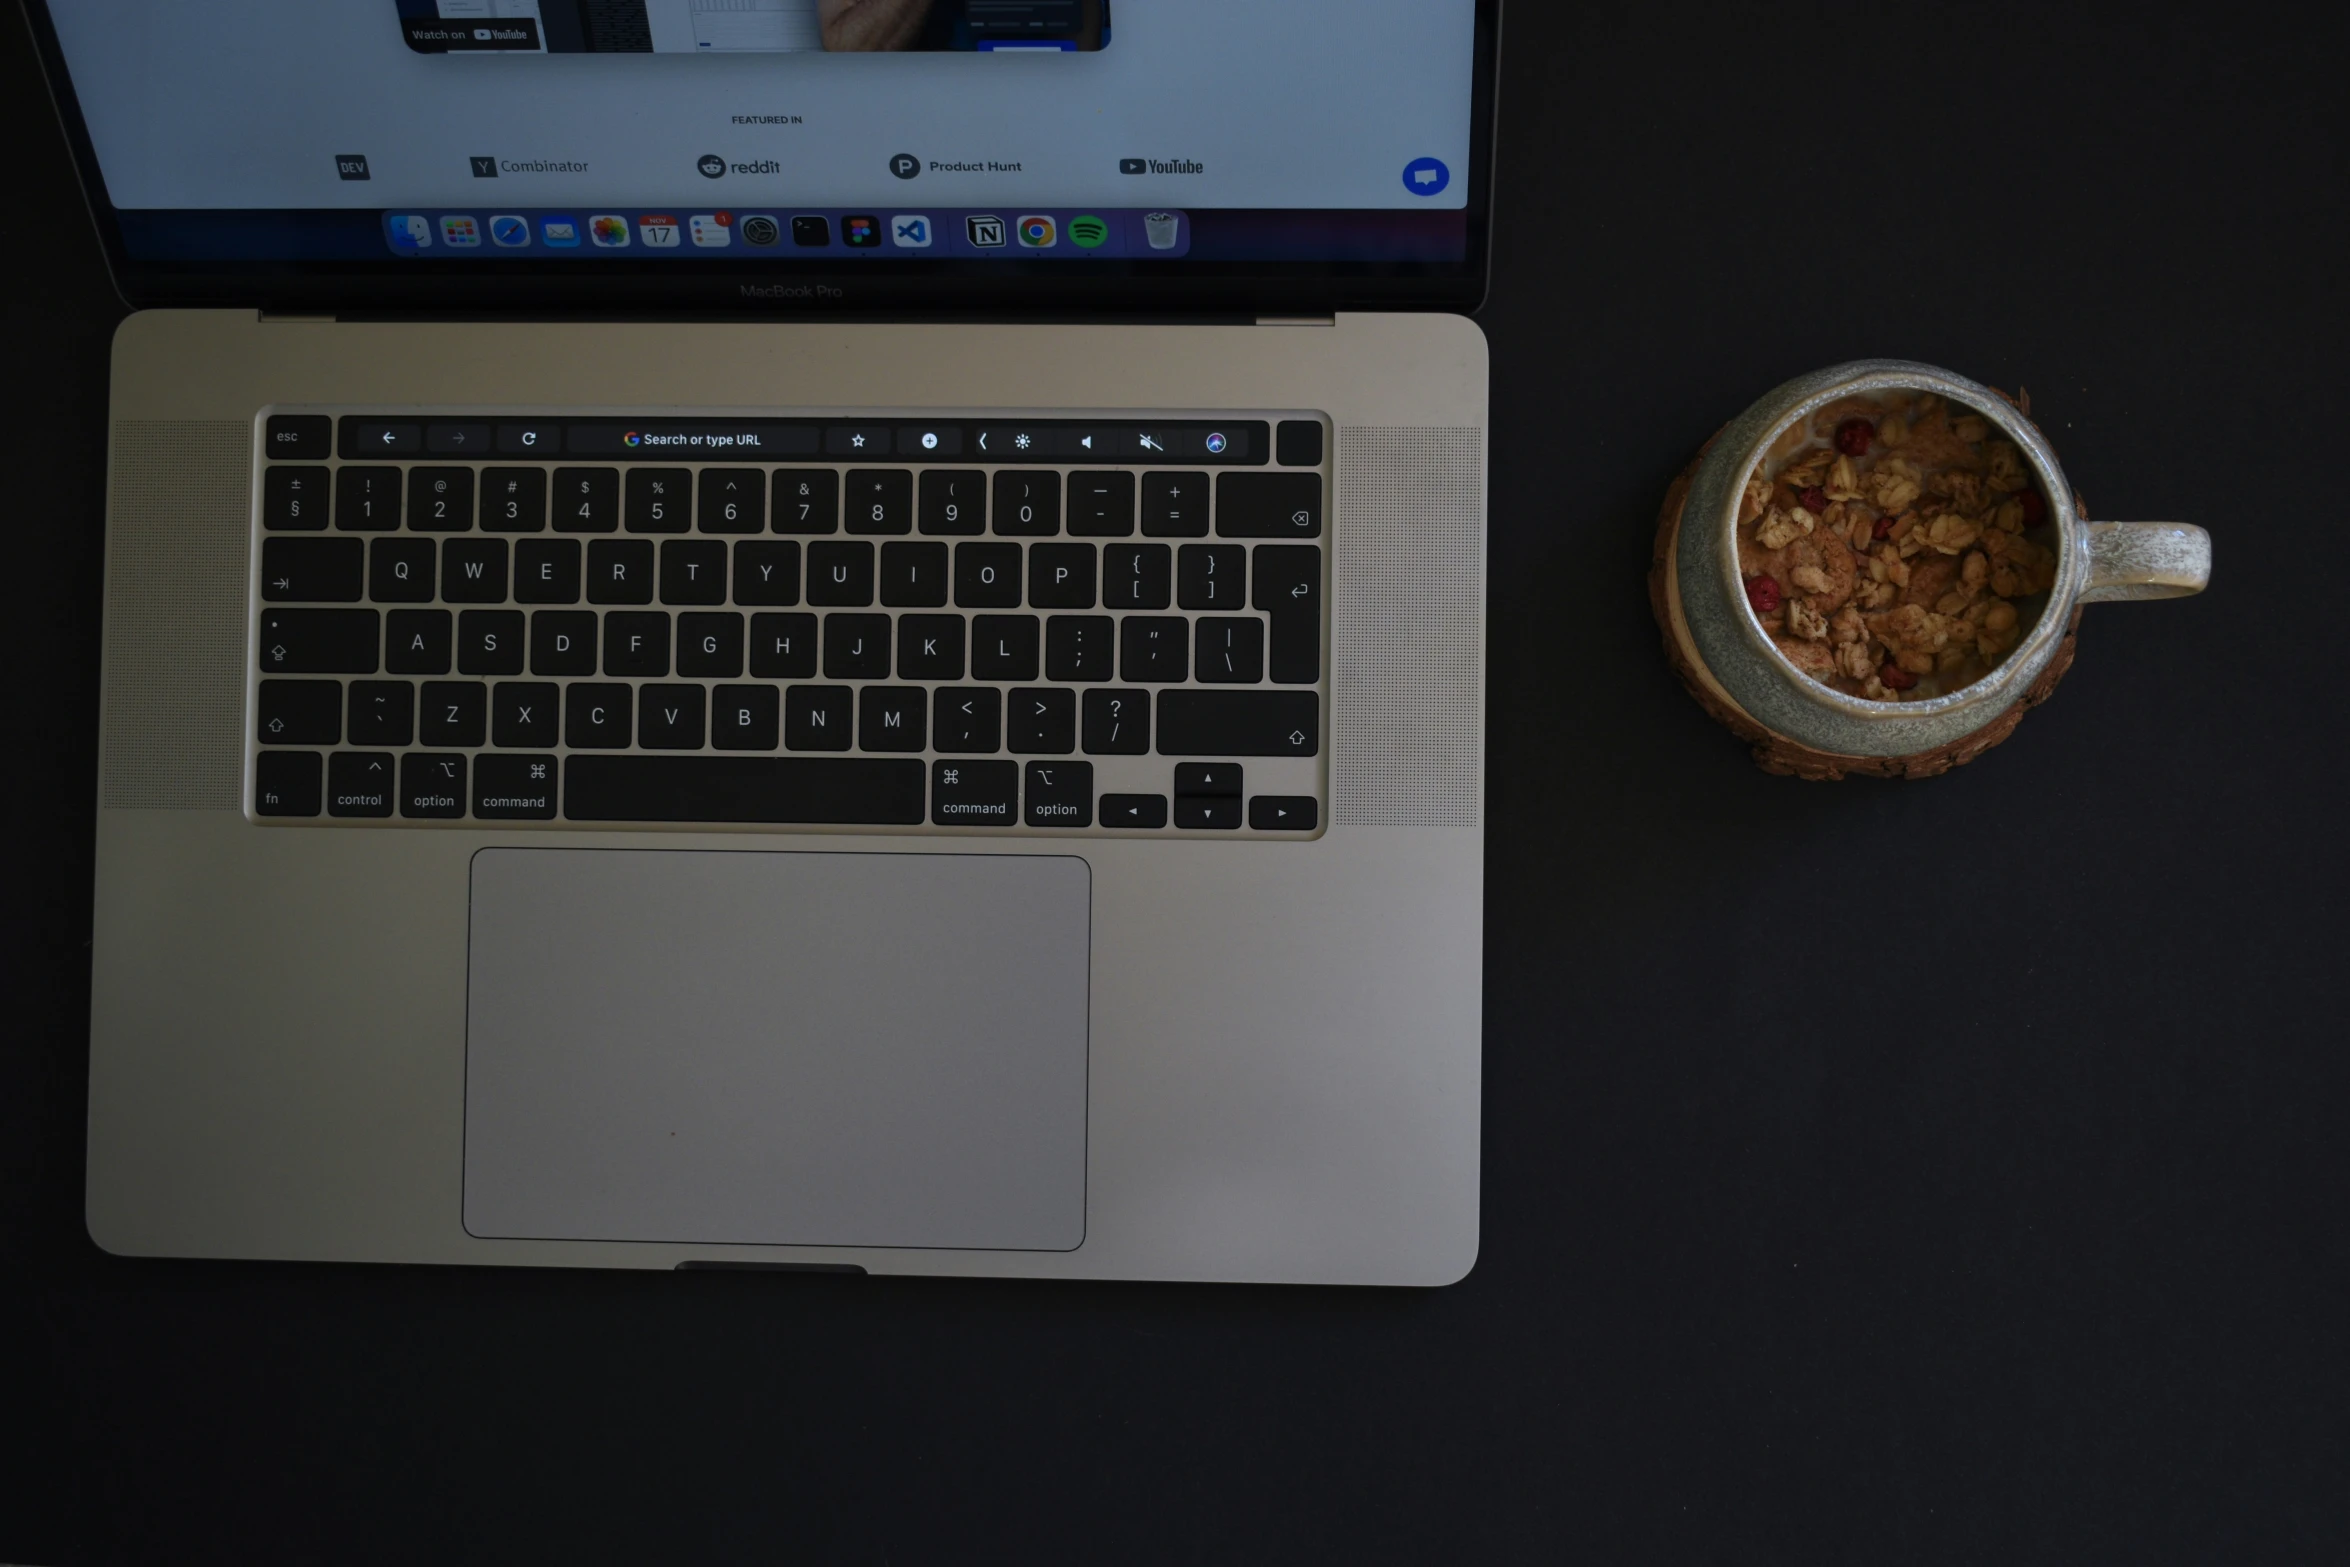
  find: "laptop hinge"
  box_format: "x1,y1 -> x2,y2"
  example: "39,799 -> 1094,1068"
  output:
257,312 -> 335,323
1255,315 -> 1336,327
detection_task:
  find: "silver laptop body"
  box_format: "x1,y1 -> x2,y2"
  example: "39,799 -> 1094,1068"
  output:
42,1 -> 1496,1284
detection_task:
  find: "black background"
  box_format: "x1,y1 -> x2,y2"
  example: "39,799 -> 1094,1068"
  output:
5,5 -> 2346,1561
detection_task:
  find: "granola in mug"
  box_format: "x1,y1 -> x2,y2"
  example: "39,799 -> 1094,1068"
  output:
1738,392 -> 2058,701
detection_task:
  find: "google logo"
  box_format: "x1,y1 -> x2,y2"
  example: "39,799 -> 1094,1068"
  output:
623,431 -> 642,447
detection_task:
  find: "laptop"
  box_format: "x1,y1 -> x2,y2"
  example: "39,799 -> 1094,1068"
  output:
31,0 -> 1495,1284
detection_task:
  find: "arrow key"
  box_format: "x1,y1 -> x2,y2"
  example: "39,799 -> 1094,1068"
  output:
1248,795 -> 1318,832
1099,793 -> 1167,829
1174,796 -> 1242,829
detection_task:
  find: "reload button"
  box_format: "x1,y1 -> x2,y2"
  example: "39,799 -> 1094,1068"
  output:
496,421 -> 564,455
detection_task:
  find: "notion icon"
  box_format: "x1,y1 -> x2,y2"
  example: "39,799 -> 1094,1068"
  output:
387,213 -> 431,252
589,214 -> 630,247
965,214 -> 1007,248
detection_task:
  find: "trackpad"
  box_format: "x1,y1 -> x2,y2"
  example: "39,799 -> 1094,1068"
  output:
463,849 -> 1090,1251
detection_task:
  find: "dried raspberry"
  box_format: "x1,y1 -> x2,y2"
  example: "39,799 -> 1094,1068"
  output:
1799,486 -> 1829,514
2018,489 -> 2047,527
1879,662 -> 1917,691
1835,418 -> 1874,456
1745,575 -> 1783,614
1872,513 -> 1895,540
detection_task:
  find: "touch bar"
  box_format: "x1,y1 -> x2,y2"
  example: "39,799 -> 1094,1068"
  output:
564,756 -> 927,823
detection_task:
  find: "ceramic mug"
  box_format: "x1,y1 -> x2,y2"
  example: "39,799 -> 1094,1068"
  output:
1655,359 -> 2211,773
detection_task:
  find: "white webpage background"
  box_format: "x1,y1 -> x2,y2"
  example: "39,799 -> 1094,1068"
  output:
48,0 -> 1475,210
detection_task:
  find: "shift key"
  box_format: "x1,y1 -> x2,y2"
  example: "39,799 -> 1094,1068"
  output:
258,608 -> 379,673
1155,690 -> 1318,756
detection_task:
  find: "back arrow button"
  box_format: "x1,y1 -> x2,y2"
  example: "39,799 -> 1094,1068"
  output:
341,419 -> 420,456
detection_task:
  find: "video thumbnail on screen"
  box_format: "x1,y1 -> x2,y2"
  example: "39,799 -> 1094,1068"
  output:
397,0 -> 1111,53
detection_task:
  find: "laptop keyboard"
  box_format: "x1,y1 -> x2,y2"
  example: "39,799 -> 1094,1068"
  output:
246,412 -> 1327,834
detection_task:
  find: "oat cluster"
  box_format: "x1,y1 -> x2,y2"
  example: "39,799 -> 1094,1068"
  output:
1737,394 -> 2058,702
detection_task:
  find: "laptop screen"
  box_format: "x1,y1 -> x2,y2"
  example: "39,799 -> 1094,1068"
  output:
29,0 -> 1495,312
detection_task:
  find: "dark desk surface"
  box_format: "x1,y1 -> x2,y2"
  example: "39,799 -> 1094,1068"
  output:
5,7 -> 2343,1562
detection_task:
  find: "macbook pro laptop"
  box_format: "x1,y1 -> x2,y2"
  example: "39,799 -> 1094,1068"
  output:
31,0 -> 1494,1284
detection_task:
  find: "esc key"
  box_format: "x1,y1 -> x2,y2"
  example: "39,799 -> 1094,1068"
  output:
263,414 -> 331,460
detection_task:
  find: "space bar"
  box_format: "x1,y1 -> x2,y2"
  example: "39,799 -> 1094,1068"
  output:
563,757 -> 927,824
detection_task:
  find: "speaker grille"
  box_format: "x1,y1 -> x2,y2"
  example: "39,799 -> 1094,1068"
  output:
1333,427 -> 1485,827
101,421 -> 250,810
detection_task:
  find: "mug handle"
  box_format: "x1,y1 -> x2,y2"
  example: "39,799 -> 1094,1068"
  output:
2078,522 -> 2213,603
